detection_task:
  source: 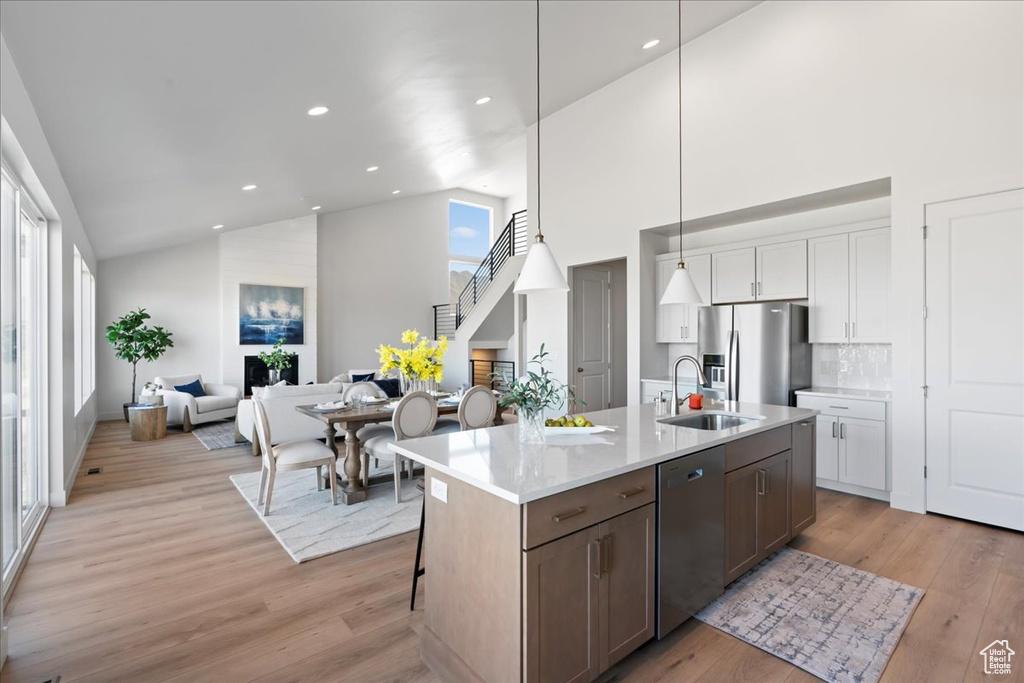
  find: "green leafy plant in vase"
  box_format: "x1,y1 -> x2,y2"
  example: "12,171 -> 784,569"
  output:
258,338 -> 296,385
492,344 -> 581,444
105,308 -> 174,421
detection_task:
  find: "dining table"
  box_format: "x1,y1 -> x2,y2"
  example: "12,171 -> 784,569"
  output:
295,399 -> 461,505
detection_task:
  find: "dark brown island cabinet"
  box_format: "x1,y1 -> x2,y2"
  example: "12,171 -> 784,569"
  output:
417,418 -> 816,683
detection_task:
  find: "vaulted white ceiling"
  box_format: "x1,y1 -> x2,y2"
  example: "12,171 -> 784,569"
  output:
0,0 -> 759,259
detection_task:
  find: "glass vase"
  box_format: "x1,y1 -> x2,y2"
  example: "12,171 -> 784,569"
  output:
268,368 -> 281,385
519,407 -> 545,445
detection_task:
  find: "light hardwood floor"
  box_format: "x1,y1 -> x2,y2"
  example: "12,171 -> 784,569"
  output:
1,420 -> 1021,683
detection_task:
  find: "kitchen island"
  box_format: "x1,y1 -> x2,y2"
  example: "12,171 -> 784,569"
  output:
391,401 -> 817,683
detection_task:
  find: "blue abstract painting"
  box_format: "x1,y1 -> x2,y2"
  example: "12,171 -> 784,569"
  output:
239,284 -> 304,345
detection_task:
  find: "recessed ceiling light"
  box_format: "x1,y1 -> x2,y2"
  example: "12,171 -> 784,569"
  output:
475,96 -> 492,105
307,106 -> 329,116
212,224 -> 224,230
242,184 -> 257,191
311,206 -> 321,211
392,190 -> 401,195
642,39 -> 660,50
366,166 -> 379,172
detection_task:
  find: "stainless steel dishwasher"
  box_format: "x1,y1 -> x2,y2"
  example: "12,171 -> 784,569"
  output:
657,445 -> 725,638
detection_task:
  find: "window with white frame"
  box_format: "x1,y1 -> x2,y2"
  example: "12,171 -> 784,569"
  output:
73,246 -> 95,413
448,199 -> 493,309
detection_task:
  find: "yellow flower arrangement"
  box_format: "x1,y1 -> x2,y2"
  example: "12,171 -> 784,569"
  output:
377,330 -> 447,383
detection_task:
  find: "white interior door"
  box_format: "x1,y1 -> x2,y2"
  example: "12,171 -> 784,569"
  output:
573,268 -> 611,412
926,188 -> 1024,531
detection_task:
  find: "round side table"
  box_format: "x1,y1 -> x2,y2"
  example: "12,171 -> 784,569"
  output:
129,405 -> 168,441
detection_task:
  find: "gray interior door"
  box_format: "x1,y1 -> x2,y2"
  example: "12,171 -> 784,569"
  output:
572,268 -> 611,412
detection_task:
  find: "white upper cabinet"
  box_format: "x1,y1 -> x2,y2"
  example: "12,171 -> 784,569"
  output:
712,247 -> 757,303
756,240 -> 807,300
681,254 -> 711,342
808,234 -> 851,343
849,228 -> 891,343
808,228 -> 891,344
655,257 -> 686,343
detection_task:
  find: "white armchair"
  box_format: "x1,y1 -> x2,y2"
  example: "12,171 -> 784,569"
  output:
154,373 -> 242,432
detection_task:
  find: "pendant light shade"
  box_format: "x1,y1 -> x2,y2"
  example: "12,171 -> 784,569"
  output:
659,261 -> 702,305
659,0 -> 702,307
515,237 -> 569,294
514,0 -> 569,295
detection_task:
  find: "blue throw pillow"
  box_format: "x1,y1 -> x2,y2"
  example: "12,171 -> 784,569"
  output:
174,379 -> 206,397
352,372 -> 375,383
373,378 -> 401,398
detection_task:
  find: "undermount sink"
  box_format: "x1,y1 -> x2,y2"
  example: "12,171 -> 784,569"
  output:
658,412 -> 764,430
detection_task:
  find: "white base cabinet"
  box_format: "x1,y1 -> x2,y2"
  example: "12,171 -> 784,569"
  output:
796,392 -> 890,499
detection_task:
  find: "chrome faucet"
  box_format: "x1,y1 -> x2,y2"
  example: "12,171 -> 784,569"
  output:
670,355 -> 708,416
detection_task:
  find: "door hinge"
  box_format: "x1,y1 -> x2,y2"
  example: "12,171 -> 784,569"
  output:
924,465 -> 928,479
922,385 -> 929,398
923,306 -> 928,319
922,225 -> 928,239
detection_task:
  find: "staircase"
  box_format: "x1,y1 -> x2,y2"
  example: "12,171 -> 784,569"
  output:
433,210 -> 528,337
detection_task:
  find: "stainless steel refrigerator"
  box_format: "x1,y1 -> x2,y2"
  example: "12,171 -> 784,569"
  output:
697,302 -> 811,406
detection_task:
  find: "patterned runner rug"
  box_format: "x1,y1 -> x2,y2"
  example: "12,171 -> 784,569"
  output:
696,547 -> 924,683
230,466 -> 421,563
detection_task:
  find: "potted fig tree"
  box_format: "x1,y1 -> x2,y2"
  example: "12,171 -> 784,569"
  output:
105,308 -> 174,421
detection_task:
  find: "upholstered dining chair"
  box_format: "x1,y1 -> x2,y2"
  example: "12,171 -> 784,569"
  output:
253,397 -> 337,516
434,385 -> 498,435
342,381 -> 380,403
362,391 -> 437,503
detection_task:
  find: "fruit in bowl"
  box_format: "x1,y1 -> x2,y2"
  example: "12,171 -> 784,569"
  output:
545,415 -> 595,428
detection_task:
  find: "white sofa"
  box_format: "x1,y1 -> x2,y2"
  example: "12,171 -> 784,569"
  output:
236,379 -> 391,455
155,373 -> 242,432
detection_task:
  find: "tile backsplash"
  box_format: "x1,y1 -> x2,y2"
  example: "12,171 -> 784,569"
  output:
812,344 -> 892,391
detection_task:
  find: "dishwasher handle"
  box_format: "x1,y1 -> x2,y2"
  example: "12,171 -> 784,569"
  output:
666,468 -> 704,489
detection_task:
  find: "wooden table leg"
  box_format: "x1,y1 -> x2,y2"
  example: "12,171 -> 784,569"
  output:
339,426 -> 367,505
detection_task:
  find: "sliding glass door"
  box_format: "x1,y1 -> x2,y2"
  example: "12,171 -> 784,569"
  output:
1,166 -> 46,588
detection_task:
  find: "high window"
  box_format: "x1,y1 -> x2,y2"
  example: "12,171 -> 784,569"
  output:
1,163 -> 47,593
73,246 -> 95,413
448,200 -> 493,308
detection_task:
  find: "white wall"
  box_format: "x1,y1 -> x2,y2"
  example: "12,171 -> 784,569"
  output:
523,0 -> 1024,515
96,239 -> 220,419
220,216 -> 317,389
2,35 -> 98,505
318,188 -> 506,384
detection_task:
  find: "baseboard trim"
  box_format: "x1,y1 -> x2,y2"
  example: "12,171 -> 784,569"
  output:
817,478 -> 890,502
57,418 -> 96,507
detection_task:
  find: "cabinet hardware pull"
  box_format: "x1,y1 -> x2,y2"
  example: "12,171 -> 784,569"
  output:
828,405 -> 849,410
832,421 -> 837,438
680,326 -> 684,339
617,486 -> 646,500
552,506 -> 586,522
800,421 -> 813,426
757,470 -> 765,495
757,281 -> 762,295
601,536 -> 610,575
844,322 -> 848,339
764,470 -> 770,495
750,282 -> 755,296
840,423 -> 846,439
852,321 -> 856,338
591,539 -> 601,579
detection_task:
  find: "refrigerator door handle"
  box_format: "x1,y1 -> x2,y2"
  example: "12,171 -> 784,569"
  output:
728,330 -> 739,401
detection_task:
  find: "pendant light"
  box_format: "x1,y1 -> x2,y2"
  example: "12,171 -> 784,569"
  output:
659,0 -> 702,306
514,0 -> 570,294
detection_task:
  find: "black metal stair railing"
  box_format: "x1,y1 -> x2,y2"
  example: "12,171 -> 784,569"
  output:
454,210 -> 527,329
470,359 -> 515,391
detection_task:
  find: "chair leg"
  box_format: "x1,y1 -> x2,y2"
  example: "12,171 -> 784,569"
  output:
257,465 -> 268,506
328,460 -> 338,506
316,465 -> 324,491
394,453 -> 403,503
262,467 -> 276,516
411,495 -> 426,611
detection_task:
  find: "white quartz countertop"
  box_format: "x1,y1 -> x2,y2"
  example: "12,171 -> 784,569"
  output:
390,401 -> 817,504
795,386 -> 892,402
